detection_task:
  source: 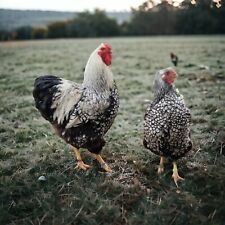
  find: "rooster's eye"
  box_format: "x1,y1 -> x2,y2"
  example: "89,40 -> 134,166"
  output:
165,71 -> 170,76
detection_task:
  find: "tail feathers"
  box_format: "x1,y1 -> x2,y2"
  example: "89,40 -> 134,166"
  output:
33,75 -> 61,93
33,75 -> 62,121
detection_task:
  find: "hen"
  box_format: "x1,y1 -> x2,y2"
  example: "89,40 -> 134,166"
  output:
170,52 -> 178,67
143,67 -> 192,186
33,43 -> 119,172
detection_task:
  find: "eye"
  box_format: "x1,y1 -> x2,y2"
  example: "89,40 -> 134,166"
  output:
164,71 -> 170,77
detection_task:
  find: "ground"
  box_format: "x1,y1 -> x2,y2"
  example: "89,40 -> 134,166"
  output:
0,36 -> 225,225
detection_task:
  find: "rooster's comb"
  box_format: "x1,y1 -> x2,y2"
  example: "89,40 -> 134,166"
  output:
100,43 -> 112,50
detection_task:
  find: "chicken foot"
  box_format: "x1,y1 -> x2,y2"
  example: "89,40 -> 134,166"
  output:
157,156 -> 165,174
172,161 -> 184,187
93,154 -> 112,173
73,147 -> 90,171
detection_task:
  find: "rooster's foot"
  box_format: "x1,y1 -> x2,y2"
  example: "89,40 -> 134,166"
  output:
76,160 -> 90,171
94,154 -> 112,173
100,162 -> 112,173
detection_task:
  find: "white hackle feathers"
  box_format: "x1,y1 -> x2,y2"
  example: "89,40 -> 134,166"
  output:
83,43 -> 114,92
51,80 -> 82,125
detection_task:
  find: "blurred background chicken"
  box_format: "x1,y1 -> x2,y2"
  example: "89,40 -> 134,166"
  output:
170,52 -> 178,67
33,43 -> 119,172
143,67 -> 192,187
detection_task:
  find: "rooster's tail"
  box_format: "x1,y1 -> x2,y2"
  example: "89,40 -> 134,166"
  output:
33,75 -> 62,121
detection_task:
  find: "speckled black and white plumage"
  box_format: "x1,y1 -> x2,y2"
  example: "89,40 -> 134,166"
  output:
143,68 -> 192,160
33,44 -> 119,154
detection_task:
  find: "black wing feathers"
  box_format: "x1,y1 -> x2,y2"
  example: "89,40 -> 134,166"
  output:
33,75 -> 62,121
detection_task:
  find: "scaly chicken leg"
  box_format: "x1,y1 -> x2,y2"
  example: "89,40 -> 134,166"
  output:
172,161 -> 184,187
93,154 -> 112,173
73,147 -> 90,171
157,156 -> 165,174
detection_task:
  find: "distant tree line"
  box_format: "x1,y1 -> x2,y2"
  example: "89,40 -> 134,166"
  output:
0,0 -> 225,41
125,0 -> 225,35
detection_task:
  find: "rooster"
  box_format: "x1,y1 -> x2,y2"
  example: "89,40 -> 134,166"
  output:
33,43 -> 119,172
143,67 -> 192,187
170,52 -> 178,67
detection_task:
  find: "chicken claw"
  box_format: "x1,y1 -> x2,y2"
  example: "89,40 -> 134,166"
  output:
158,167 -> 164,174
172,173 -> 184,188
157,156 -> 165,174
94,154 -> 112,173
172,161 -> 184,187
73,147 -> 90,170
100,162 -> 112,173
76,160 -> 90,171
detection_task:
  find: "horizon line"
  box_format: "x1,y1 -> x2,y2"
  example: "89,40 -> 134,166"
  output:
0,7 -> 132,13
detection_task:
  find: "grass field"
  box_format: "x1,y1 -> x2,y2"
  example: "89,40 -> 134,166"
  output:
0,36 -> 225,225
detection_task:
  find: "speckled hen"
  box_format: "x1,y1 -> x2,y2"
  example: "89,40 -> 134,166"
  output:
143,67 -> 192,186
33,43 -> 119,172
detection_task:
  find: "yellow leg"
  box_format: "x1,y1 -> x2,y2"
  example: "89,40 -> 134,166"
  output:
157,156 -> 165,174
94,154 -> 112,173
172,161 -> 184,187
72,147 -> 90,171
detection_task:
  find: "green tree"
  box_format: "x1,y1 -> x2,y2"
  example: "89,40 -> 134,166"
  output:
69,12 -> 95,37
0,30 -> 11,41
128,1 -> 177,35
15,26 -> 32,40
47,21 -> 67,38
66,20 -> 78,37
91,9 -> 120,36
126,0 -> 225,35
177,0 -> 225,34
32,28 -> 47,39
67,10 -> 120,37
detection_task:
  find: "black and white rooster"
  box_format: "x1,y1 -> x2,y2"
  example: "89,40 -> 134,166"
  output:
33,43 -> 119,172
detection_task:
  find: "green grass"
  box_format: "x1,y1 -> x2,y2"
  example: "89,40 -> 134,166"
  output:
0,36 -> 225,225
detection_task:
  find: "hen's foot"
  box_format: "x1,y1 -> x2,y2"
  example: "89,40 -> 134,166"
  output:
157,156 -> 165,174
158,166 -> 164,174
172,161 -> 184,187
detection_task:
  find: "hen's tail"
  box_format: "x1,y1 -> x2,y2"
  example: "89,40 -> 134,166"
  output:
33,75 -> 62,122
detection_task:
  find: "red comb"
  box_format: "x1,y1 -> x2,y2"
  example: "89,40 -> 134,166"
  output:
103,43 -> 112,50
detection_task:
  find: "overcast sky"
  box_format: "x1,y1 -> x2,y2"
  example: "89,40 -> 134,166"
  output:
0,0 -> 158,11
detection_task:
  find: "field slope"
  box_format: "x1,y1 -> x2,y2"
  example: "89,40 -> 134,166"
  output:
0,36 -> 225,225
0,9 -> 131,31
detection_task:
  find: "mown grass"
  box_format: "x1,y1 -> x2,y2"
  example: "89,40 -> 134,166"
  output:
0,36 -> 225,225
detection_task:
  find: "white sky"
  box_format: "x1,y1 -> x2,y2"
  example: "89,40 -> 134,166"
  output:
0,0 -> 152,11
